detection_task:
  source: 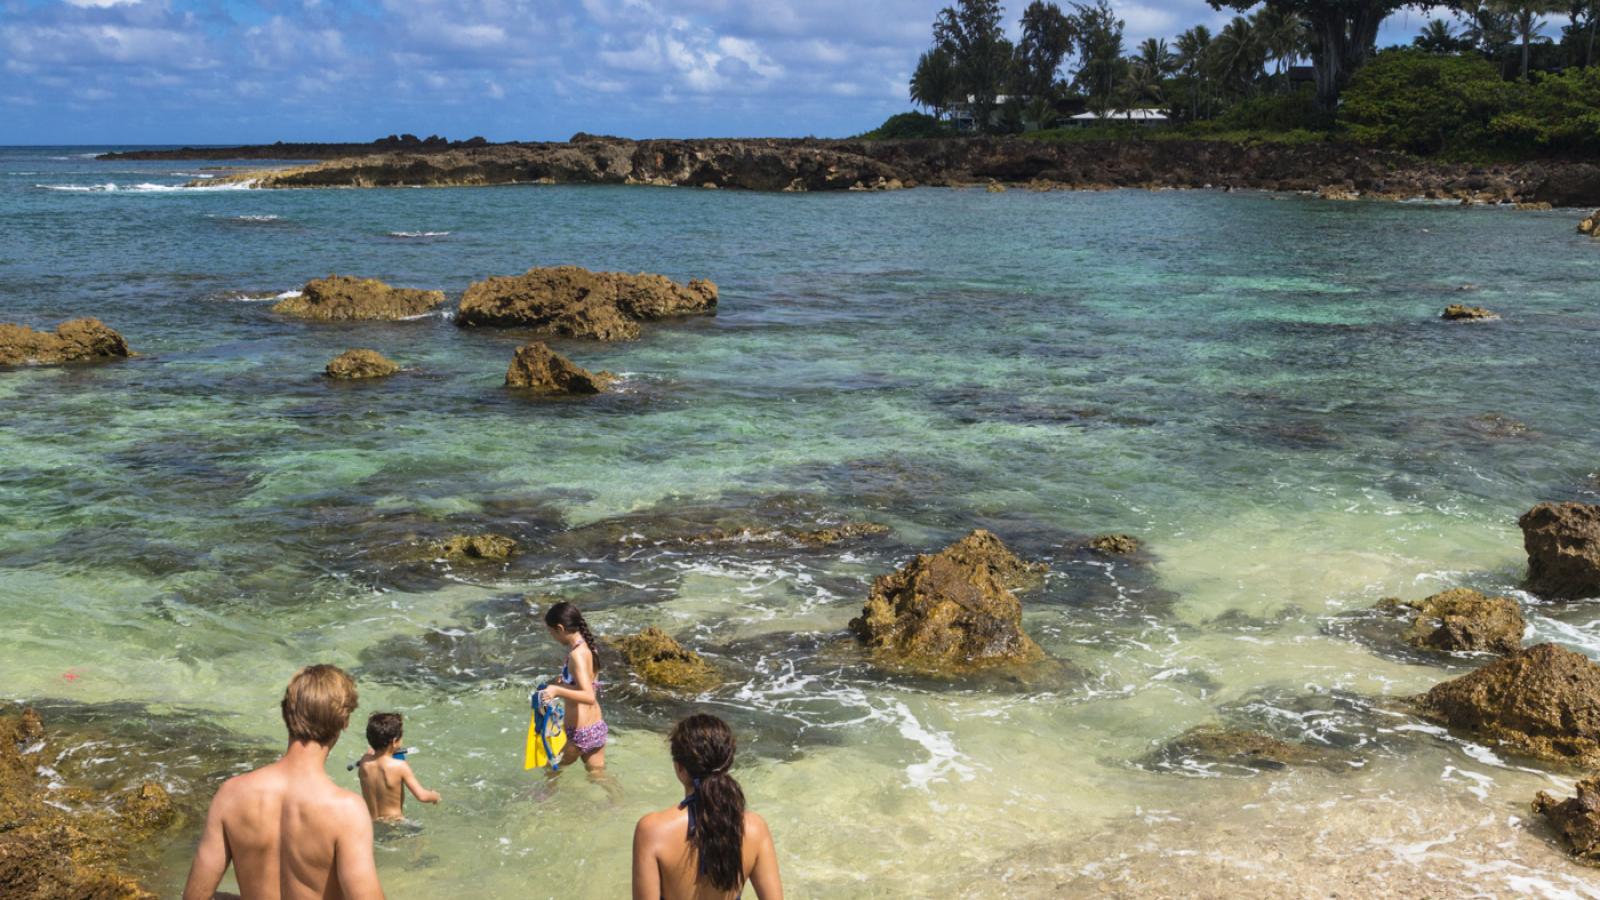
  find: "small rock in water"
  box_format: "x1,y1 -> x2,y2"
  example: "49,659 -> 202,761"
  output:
1441,303 -> 1499,321
0,317 -> 131,366
1533,776 -> 1600,862
273,275 -> 446,321
438,533 -> 518,562
456,265 -> 717,341
613,627 -> 720,692
1520,501 -> 1600,600
1415,642 -> 1600,767
504,341 -> 614,394
1087,533 -> 1141,556
1578,209 -> 1600,235
325,348 -> 399,380
1141,725 -> 1330,776
1376,587 -> 1525,656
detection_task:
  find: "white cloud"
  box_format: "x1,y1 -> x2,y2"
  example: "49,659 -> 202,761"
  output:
63,0 -> 140,7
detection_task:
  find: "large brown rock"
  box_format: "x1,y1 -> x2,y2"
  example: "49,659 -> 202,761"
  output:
849,529 -> 1047,675
1534,776 -> 1600,862
1377,588 -> 1525,656
1521,502 -> 1600,599
0,318 -> 131,366
325,348 -> 400,379
273,275 -> 446,321
504,341 -> 615,394
456,266 -> 717,340
614,627 -> 720,692
1416,643 -> 1600,767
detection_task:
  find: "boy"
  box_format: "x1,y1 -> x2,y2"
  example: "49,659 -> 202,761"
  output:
355,712 -> 440,821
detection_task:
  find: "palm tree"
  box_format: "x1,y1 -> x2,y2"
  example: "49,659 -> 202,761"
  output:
1025,94 -> 1058,129
910,47 -> 959,120
1251,6 -> 1309,87
1211,16 -> 1265,99
1136,37 -> 1177,77
1492,0 -> 1564,77
1414,19 -> 1464,53
1464,4 -> 1519,75
1175,25 -> 1214,120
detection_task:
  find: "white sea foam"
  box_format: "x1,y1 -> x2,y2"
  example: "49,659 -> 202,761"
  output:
234,214 -> 281,222
35,180 -> 255,193
388,230 -> 451,238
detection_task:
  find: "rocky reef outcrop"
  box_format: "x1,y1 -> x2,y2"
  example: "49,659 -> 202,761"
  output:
505,341 -> 615,394
325,348 -> 400,379
0,708 -> 175,899
1441,304 -> 1498,321
1142,725 -> 1331,775
1416,642 -> 1600,767
849,529 -> 1047,675
613,627 -> 720,692
0,318 -> 131,366
457,266 -> 716,340
680,521 -> 890,548
1377,588 -> 1525,656
438,533 -> 518,562
1088,533 -> 1141,555
273,275 -> 447,321
1520,502 -> 1600,600
1534,776 -> 1600,863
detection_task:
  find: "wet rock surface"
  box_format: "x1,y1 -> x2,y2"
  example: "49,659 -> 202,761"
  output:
1441,303 -> 1498,321
273,275 -> 447,321
325,348 -> 400,379
1520,501 -> 1600,600
438,533 -> 518,562
0,318 -> 131,366
1378,588 -> 1526,656
613,627 -> 721,692
849,529 -> 1048,675
1416,642 -> 1600,767
504,341 -> 615,394
1087,533 -> 1141,555
456,265 -> 717,340
1140,725 -> 1333,776
1534,776 -> 1600,863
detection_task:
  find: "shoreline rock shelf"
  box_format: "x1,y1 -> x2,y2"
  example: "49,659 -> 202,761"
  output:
273,275 -> 447,321
457,266 -> 717,340
0,318 -> 131,366
849,529 -> 1048,676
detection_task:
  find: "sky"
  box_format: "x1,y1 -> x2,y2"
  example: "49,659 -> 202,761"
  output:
1,0 -> 1462,145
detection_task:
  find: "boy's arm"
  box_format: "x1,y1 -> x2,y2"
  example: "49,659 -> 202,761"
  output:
181,786 -> 233,900
334,799 -> 385,900
398,762 -> 440,804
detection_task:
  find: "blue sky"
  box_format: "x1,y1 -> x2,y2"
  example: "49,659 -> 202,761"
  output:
3,0 -> 1461,144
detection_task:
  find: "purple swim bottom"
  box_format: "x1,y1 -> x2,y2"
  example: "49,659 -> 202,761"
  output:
572,720 -> 609,754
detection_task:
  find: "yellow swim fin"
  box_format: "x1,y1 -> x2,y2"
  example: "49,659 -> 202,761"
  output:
524,694 -> 567,770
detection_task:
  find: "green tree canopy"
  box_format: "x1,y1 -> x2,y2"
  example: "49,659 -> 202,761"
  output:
1209,0 -> 1412,112
934,0 -> 1016,132
1016,1 -> 1077,97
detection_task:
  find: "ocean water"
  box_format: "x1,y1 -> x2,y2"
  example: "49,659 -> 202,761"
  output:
4,146 -> 1600,897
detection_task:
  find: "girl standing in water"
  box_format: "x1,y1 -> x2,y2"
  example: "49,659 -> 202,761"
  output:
631,714 -> 782,900
538,602 -> 607,772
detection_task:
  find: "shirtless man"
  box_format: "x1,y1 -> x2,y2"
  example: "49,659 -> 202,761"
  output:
354,712 -> 440,821
182,664 -> 384,900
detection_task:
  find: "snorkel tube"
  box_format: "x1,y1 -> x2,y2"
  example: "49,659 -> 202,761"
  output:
532,682 -> 560,772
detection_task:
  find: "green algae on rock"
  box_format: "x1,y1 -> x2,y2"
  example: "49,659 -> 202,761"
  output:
0,317 -> 131,366
1376,587 -> 1525,656
325,348 -> 400,380
1087,533 -> 1141,555
614,627 -> 720,692
1141,725 -> 1331,776
273,275 -> 447,321
455,266 -> 716,340
1416,642 -> 1600,768
849,529 -> 1048,676
504,341 -> 615,394
438,533 -> 518,562
1520,501 -> 1600,600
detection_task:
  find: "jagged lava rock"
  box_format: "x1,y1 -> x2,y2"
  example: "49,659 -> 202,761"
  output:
325,348 -> 400,379
1377,587 -> 1525,655
849,529 -> 1047,675
1534,776 -> 1600,862
456,266 -> 716,340
1416,643 -> 1600,767
1088,533 -> 1141,555
273,275 -> 446,321
438,533 -> 518,561
1441,304 -> 1498,321
614,627 -> 720,692
0,318 -> 130,366
504,341 -> 614,394
1521,502 -> 1600,599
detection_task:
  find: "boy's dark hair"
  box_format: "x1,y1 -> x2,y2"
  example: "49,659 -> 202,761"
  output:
366,712 -> 403,751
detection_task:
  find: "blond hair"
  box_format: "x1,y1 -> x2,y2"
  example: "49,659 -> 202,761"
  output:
281,664 -> 358,745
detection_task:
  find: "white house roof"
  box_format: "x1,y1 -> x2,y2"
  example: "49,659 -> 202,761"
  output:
1070,108 -> 1169,120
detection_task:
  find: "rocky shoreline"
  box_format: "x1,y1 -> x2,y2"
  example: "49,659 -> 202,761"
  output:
144,136 -> 1600,204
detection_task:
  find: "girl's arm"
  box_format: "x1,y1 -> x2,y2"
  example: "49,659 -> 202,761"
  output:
544,648 -> 598,705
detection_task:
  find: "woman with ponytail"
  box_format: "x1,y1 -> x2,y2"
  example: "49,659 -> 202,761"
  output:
537,602 -> 608,771
631,714 -> 782,899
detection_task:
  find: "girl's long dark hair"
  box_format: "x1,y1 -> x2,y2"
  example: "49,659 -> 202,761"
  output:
671,714 -> 745,892
544,601 -> 600,674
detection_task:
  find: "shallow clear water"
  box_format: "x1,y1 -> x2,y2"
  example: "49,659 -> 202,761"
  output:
4,147 -> 1600,897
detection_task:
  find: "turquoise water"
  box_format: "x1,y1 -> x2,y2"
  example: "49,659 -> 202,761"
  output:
5,147 -> 1600,896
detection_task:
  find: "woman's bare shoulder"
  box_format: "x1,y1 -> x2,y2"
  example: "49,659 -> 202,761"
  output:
635,805 -> 684,836
744,810 -> 771,839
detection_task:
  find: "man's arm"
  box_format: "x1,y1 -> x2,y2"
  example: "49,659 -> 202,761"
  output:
181,787 -> 232,900
747,813 -> 783,900
398,763 -> 440,804
334,799 -> 385,900
631,816 -> 661,900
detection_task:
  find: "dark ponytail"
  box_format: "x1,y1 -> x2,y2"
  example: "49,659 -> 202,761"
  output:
544,601 -> 600,674
670,714 -> 745,892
